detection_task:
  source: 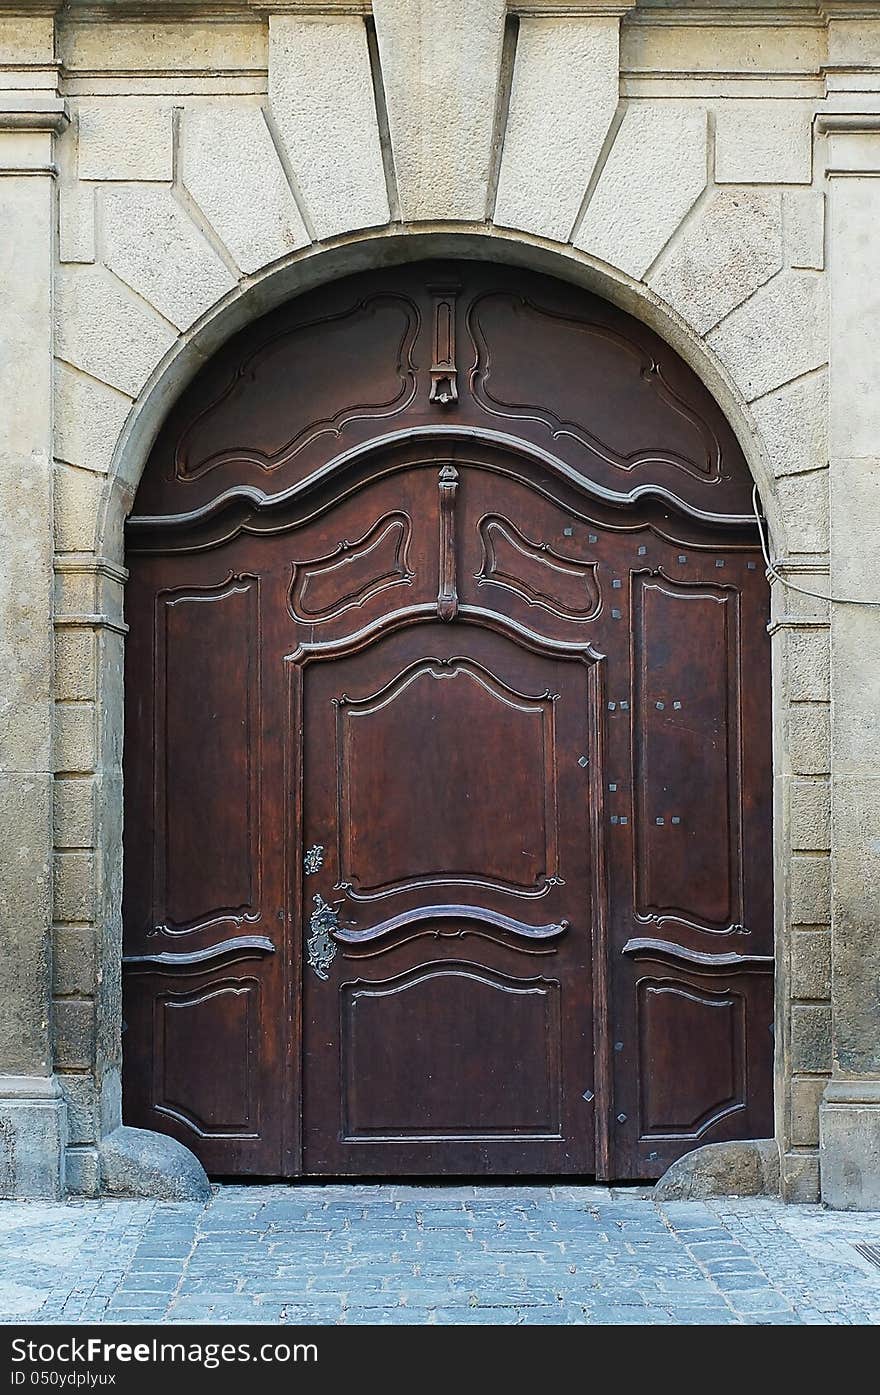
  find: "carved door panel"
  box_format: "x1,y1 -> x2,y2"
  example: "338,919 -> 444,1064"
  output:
297,618 -> 598,1175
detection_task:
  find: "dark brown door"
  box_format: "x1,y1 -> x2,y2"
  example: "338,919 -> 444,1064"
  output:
122,261 -> 773,1179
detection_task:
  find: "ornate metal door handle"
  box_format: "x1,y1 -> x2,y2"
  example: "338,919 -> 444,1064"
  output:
307,893 -> 340,980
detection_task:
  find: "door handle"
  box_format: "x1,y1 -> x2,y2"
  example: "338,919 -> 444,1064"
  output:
306,893 -> 340,981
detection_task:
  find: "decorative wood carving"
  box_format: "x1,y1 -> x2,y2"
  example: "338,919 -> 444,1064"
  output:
476,514 -> 601,620
428,286 -> 459,406
468,291 -> 722,481
173,293 -> 420,480
123,935 -> 276,971
154,978 -> 260,1138
340,963 -> 562,1140
437,466 -> 459,621
636,978 -> 745,1138
333,904 -> 570,946
289,512 -> 414,622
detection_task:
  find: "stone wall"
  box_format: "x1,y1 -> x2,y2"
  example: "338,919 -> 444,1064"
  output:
0,0 -> 877,1205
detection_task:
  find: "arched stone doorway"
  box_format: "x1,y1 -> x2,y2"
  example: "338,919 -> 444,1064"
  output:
121,260 -> 773,1181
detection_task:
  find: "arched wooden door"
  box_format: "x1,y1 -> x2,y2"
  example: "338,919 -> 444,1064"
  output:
122,262 -> 773,1180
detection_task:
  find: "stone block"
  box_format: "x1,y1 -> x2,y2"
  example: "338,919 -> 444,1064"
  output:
715,100 -> 813,185
787,704 -> 830,776
785,628 -> 830,703
0,15 -> 54,64
59,18 -> 267,75
830,457 -> 880,594
830,777 -> 880,1076
0,1079 -> 66,1200
56,264 -> 177,399
100,185 -> 236,332
0,777 -> 52,1074
653,1139 -> 779,1201
791,929 -> 831,1000
181,104 -> 308,276
494,16 -> 619,243
373,0 -> 506,223
707,270 -> 827,401
784,189 -> 824,271
58,1072 -> 97,1146
53,851 -> 96,924
54,629 -> 96,704
750,369 -> 827,478
780,1149 -> 820,1203
821,1085 -> 880,1209
574,103 -> 707,279
100,1126 -> 211,1201
775,469 -> 829,554
77,102 -> 173,182
268,16 -> 388,241
789,778 -> 831,852
649,188 -> 782,334
54,927 -> 96,999
54,466 -> 100,554
65,1146 -> 100,1198
830,613 -> 880,772
790,1076 -> 825,1148
54,704 -> 97,777
829,179 -> 880,457
790,1003 -> 832,1073
53,999 -> 96,1072
59,181 -> 95,265
790,855 -> 830,925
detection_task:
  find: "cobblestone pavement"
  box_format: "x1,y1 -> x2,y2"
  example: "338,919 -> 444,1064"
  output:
2,1186 -> 880,1325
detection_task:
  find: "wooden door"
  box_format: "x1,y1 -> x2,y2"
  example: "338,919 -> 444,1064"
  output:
122,261 -> 773,1179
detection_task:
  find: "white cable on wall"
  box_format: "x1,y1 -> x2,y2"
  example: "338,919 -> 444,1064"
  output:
752,484 -> 880,608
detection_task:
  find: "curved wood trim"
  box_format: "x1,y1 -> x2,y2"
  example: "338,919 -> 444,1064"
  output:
127,426 -> 756,534
622,937 -> 773,970
333,905 -> 570,945
123,935 -> 276,971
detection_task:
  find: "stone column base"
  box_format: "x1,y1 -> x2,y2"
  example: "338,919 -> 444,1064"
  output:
820,1079 -> 880,1210
0,1075 -> 67,1200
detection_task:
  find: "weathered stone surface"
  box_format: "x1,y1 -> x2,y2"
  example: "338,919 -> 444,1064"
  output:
53,927 -> 96,999
650,188 -> 782,334
653,1139 -> 780,1201
790,1076 -> 825,1147
54,630 -> 96,705
100,1126 -> 211,1201
830,456 -> 880,594
789,778 -> 831,852
784,189 -> 825,270
830,776 -> 880,1076
54,466 -> 100,555
707,270 -> 828,402
59,18 -> 267,75
791,930 -> 831,1000
774,469 -> 829,554
65,1146 -> 100,1198
495,17 -> 619,242
77,102 -> 172,182
180,105 -> 308,275
781,1149 -> 820,1204
0,778 -> 52,1075
715,100 -> 813,185
750,369 -> 827,479
53,776 -> 95,849
791,1004 -> 832,1073
56,264 -> 177,398
821,1084 -> 880,1210
373,0 -> 506,223
54,704 -> 96,777
100,186 -> 236,331
784,628 -> 830,703
53,1000 -> 95,1072
58,181 -> 95,265
0,1080 -> 66,1201
790,855 -> 831,925
574,103 -> 707,278
53,850 -> 96,925
268,16 -> 388,240
54,362 -> 132,477
787,704 -> 830,777
58,1072 -> 96,1147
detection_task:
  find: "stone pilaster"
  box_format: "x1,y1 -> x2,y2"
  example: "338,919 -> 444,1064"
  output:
817,100 -> 880,1208
0,11 -> 68,1198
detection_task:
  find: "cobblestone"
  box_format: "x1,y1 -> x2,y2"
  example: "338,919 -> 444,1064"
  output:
1,1186 -> 879,1324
